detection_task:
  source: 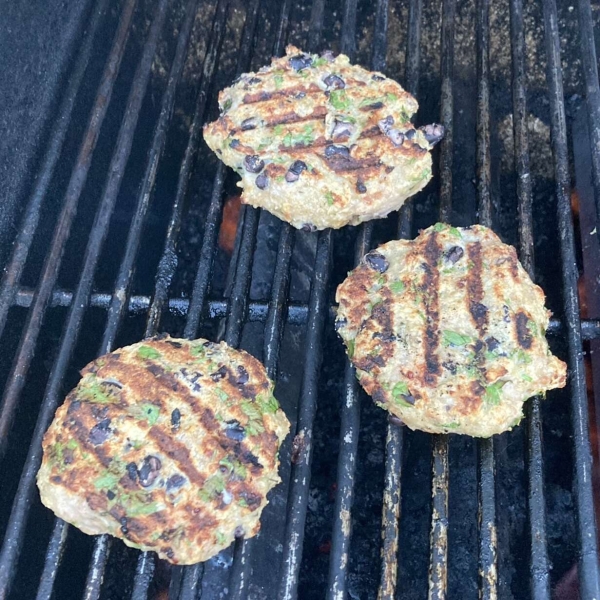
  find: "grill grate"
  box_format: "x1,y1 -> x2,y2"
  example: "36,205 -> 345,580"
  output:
0,0 -> 600,598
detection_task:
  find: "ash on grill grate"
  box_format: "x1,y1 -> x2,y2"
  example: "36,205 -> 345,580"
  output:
0,0 -> 600,598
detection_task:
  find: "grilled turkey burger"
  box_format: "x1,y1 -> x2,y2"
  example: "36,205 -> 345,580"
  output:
335,223 -> 567,437
203,45 -> 443,230
37,336 -> 290,564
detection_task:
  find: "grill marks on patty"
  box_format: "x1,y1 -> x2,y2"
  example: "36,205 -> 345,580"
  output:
91,355 -> 271,479
466,242 -> 489,399
63,345 -> 272,497
466,242 -> 488,333
515,311 -> 533,349
221,74 -> 427,174
421,232 -> 442,385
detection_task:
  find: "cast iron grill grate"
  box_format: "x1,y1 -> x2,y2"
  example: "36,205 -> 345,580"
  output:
0,0 -> 599,598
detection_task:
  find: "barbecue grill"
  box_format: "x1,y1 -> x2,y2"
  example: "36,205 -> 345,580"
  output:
0,0 -> 599,597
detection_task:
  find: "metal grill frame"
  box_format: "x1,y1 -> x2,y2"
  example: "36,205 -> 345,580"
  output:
0,0 -> 599,598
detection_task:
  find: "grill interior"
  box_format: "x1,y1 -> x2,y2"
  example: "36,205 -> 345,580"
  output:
1,0 -> 600,598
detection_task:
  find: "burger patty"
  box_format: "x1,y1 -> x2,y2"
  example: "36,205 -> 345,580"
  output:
37,336 -> 290,564
335,223 -> 567,437
203,45 -> 443,230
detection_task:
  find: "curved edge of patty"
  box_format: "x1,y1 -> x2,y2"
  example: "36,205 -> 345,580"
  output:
36,336 -> 290,564
335,223 -> 567,437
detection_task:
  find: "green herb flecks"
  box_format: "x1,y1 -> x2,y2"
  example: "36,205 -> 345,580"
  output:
257,393 -> 279,414
220,457 -> 247,481
222,98 -> 232,112
359,97 -> 383,107
484,381 -> 506,406
237,497 -> 249,508
329,90 -> 350,110
138,345 -> 161,360
79,379 -> 116,404
390,280 -> 405,294
215,389 -> 229,403
241,401 -> 266,437
257,139 -> 272,152
325,191 -> 334,206
273,72 -> 284,89
392,382 -> 413,407
432,223 -> 461,238
216,531 -> 228,546
273,124 -> 285,136
94,471 -> 121,491
521,373 -> 533,382
442,330 -> 472,347
514,349 -> 532,364
130,402 -> 160,426
127,501 -> 161,517
347,339 -> 355,358
386,92 -> 398,102
312,57 -> 328,67
199,474 -> 227,502
441,422 -> 460,430
526,320 -> 539,336
294,124 -> 315,146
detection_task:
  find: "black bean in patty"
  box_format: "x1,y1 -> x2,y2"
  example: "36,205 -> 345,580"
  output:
289,54 -> 313,71
285,160 -> 307,183
444,245 -> 464,264
255,173 -> 268,189
244,155 -> 265,173
323,74 -> 345,89
365,251 -> 389,273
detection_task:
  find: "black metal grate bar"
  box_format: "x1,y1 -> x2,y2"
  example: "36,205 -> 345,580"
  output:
541,0 -> 600,595
475,0 -> 498,595
176,0 -> 264,595
0,0 -> 139,463
263,222 -> 295,380
509,0 -> 551,594
79,0 -> 205,596
326,220 -> 373,600
428,0 -> 455,594
378,0 -> 422,592
132,0 -> 234,596
0,0 -> 100,341
429,435 -> 449,599
0,0 -> 139,595
576,0 -> 600,227
327,0 -> 389,593
438,0 -> 455,225
130,550 -> 156,600
35,519 -> 68,600
227,4 -> 297,599
10,287 -> 600,340
277,228 -> 332,600
278,3 -> 357,597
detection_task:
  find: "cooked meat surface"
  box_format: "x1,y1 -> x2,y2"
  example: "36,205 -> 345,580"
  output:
203,45 -> 442,230
37,336 -> 290,564
335,223 -> 567,437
